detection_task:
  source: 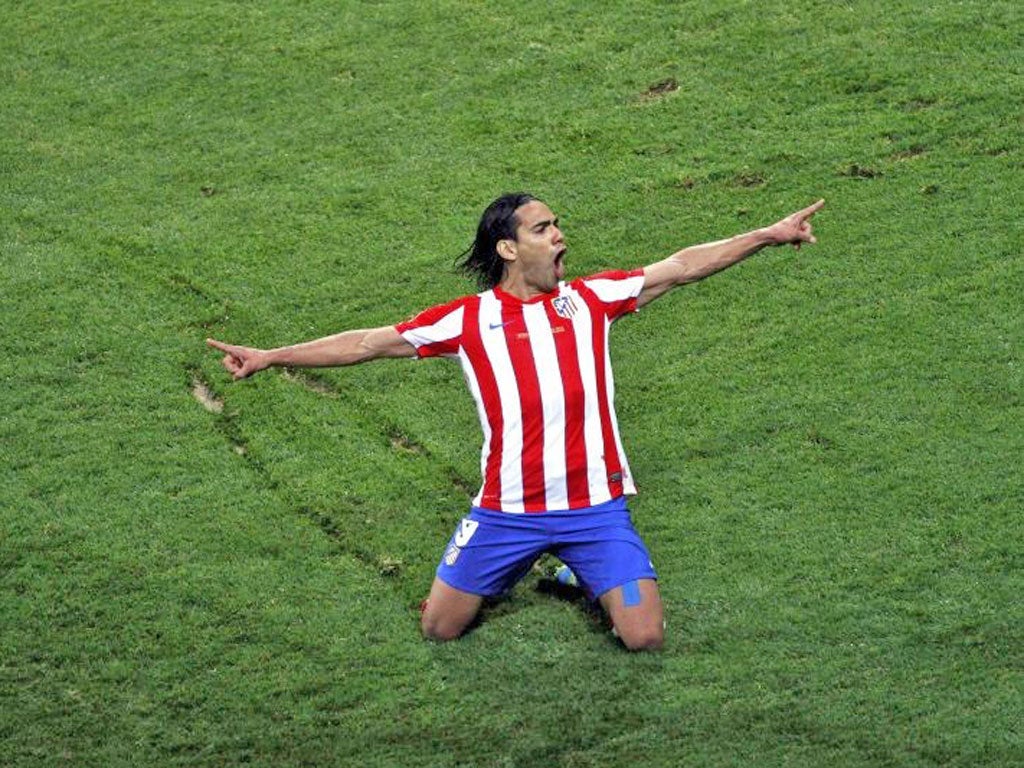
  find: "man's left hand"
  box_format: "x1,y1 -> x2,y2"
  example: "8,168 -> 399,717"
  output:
764,199 -> 825,250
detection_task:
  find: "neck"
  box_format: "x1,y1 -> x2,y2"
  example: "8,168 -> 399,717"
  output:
498,276 -> 556,301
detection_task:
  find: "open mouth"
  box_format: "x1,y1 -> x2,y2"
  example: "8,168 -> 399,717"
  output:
554,247 -> 567,279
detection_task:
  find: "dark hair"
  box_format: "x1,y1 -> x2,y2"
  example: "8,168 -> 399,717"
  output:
458,192 -> 537,290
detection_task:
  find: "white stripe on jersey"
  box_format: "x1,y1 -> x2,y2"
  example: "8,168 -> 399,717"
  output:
477,292 -> 525,513
561,283 -> 613,505
603,315 -> 637,497
457,347 -> 491,508
583,273 -> 645,304
523,302 -> 569,509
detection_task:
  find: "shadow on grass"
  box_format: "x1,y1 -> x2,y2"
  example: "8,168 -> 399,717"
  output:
454,568 -> 612,641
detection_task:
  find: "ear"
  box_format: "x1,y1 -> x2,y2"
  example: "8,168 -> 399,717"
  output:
496,239 -> 517,262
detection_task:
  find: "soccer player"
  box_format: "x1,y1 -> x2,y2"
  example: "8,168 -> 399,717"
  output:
207,193 -> 823,651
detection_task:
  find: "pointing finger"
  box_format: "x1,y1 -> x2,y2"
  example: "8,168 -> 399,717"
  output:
206,338 -> 238,354
800,198 -> 826,219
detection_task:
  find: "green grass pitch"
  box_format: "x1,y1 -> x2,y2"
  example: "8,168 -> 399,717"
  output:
2,1 -> 1021,765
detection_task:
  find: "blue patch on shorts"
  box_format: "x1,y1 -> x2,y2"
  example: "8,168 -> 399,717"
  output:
436,496 -> 657,598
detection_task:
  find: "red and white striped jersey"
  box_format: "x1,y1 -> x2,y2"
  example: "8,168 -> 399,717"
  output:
395,269 -> 645,513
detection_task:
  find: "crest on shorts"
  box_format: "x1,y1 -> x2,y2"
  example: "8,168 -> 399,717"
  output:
444,544 -> 462,566
552,295 -> 578,320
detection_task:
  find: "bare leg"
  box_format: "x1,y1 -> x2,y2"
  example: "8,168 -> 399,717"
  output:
599,579 -> 664,651
420,577 -> 485,642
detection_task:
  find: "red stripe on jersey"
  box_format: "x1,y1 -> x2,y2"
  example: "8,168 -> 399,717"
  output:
575,281 -> 625,499
461,299 -> 505,508
543,299 -> 591,508
502,304 -> 547,512
417,340 -> 457,357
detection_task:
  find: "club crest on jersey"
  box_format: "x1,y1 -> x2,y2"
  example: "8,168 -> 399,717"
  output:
552,295 -> 578,319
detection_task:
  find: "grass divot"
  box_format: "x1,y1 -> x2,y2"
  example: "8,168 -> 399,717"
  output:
639,77 -> 679,102
388,430 -> 425,456
191,375 -> 224,414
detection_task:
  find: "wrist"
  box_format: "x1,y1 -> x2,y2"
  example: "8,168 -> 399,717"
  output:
262,347 -> 285,368
752,226 -> 777,247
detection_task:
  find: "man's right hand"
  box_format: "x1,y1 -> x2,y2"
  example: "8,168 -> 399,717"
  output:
206,338 -> 272,380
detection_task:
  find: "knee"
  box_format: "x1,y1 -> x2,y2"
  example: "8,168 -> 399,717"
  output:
420,612 -> 466,643
418,585 -> 482,643
616,624 -> 664,652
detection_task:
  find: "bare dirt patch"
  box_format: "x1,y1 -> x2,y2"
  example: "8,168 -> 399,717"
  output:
639,78 -> 679,102
191,376 -> 224,413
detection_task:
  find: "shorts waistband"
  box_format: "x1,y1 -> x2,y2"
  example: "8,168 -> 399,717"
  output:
470,495 -> 628,521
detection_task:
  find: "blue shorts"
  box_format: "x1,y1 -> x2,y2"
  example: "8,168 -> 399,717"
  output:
436,496 -> 656,599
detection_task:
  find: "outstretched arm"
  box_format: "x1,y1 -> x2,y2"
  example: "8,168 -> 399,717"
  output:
207,325 -> 415,380
637,199 -> 824,308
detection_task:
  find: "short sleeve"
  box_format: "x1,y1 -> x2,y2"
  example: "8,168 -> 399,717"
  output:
394,297 -> 468,358
576,268 -> 645,321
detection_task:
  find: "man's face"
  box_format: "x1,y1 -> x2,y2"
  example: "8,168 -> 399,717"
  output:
502,200 -> 567,294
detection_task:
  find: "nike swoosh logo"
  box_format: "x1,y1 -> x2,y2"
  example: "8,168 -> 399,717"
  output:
488,321 -> 510,330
